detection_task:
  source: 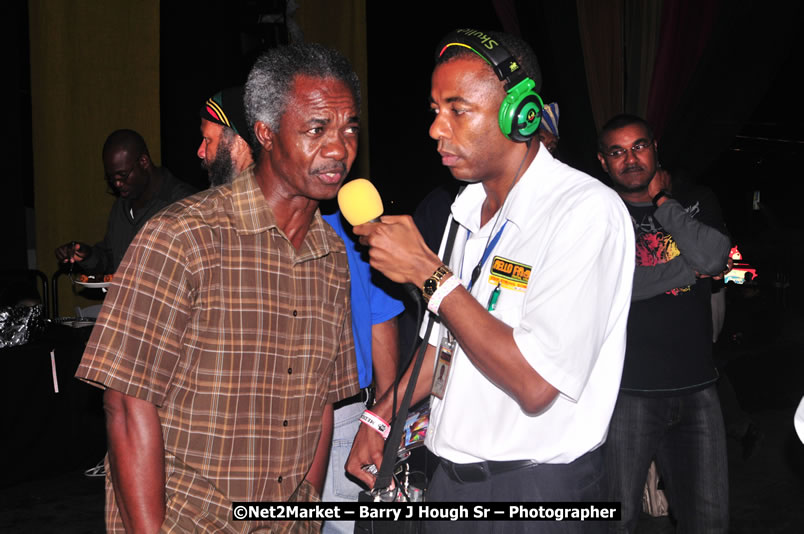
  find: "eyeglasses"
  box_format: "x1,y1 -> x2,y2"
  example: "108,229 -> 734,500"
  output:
604,141 -> 653,159
104,163 -> 138,184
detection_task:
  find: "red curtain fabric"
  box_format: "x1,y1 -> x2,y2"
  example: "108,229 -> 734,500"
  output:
623,0 -> 663,117
576,0 -> 624,133
645,0 -> 720,141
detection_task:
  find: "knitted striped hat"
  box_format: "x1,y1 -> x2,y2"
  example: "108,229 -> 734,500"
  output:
201,86 -> 249,138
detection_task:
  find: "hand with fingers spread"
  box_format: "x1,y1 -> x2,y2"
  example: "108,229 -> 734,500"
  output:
55,241 -> 91,265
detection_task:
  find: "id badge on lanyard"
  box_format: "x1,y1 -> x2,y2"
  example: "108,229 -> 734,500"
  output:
431,332 -> 456,399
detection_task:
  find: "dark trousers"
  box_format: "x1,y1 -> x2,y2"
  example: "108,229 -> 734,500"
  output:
425,448 -> 607,533
603,386 -> 729,533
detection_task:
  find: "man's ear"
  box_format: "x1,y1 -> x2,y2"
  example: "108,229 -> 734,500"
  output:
597,153 -> 609,174
232,135 -> 254,165
253,122 -> 273,152
139,153 -> 153,171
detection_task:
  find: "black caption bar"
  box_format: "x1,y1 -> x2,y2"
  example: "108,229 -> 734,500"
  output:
232,502 -> 621,522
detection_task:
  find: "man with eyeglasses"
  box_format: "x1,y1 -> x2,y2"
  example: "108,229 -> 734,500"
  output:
55,129 -> 196,274
597,114 -> 732,533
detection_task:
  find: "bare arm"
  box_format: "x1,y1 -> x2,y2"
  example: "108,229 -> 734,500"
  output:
103,389 -> 165,534
435,279 -> 559,413
353,216 -> 558,414
304,403 -> 333,495
371,317 -> 400,398
346,343 -> 437,489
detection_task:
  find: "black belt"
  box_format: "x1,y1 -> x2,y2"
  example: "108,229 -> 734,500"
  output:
440,457 -> 539,483
333,386 -> 375,410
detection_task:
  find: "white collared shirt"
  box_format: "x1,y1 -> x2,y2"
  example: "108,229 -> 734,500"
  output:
425,146 -> 635,464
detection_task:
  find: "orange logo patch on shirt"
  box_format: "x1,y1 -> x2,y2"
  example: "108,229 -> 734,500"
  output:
489,256 -> 531,291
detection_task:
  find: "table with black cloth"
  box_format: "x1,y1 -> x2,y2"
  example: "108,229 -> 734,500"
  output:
1,322 -> 106,488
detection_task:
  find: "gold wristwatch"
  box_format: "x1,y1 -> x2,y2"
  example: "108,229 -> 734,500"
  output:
422,264 -> 452,303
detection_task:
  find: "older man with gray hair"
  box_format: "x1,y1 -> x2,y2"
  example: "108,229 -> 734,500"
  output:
76,42 -> 363,533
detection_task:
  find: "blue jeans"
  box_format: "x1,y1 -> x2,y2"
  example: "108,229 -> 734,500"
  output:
322,401 -> 364,534
604,386 -> 729,533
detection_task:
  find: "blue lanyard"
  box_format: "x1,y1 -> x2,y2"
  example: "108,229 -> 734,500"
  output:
462,220 -> 508,292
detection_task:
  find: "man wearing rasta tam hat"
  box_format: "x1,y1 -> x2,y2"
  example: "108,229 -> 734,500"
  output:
536,102 -> 560,157
198,86 -> 254,186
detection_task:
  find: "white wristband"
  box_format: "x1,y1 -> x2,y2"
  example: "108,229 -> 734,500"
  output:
427,275 -> 462,315
360,410 -> 390,440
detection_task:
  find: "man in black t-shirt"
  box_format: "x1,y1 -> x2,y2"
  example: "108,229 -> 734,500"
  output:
597,114 -> 732,533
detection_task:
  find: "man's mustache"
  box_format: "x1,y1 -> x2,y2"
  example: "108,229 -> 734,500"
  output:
622,164 -> 644,173
312,162 -> 347,175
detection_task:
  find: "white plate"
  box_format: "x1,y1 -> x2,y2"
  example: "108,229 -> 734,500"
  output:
795,396 -> 804,444
73,281 -> 111,289
55,318 -> 96,328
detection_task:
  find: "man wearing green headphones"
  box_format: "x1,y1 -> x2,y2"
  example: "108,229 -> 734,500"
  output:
347,29 -> 635,533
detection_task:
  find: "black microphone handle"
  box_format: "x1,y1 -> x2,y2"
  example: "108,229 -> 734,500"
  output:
350,215 -> 420,304
403,282 -> 422,305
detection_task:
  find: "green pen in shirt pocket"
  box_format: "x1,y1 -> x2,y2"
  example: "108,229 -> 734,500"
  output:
487,282 -> 501,311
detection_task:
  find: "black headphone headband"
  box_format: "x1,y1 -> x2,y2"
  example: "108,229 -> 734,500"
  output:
434,28 -> 544,143
435,28 -> 528,91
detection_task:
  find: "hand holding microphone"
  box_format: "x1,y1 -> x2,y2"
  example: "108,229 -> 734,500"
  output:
337,179 -> 442,291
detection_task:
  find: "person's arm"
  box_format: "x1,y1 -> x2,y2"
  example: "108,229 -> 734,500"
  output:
649,171 -> 730,276
432,277 -> 559,413
75,238 -> 113,273
353,216 -> 558,414
104,389 -> 165,534
632,255 -> 696,301
341,290 -> 400,489
346,343 -> 437,489
55,241 -> 91,264
304,403 -> 333,495
653,200 -> 731,275
371,317 -> 400,398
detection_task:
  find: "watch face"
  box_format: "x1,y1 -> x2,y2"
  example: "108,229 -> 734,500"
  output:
424,278 -> 438,295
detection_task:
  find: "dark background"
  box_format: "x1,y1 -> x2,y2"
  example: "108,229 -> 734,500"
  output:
10,0 -> 804,287
5,3 -> 804,531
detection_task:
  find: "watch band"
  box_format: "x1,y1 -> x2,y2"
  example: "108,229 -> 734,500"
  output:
652,189 -> 671,207
422,264 -> 452,303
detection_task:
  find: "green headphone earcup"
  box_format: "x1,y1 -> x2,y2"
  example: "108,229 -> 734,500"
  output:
498,80 -> 543,142
512,96 -> 543,142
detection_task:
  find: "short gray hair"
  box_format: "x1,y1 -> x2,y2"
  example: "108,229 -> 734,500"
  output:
244,43 -> 361,147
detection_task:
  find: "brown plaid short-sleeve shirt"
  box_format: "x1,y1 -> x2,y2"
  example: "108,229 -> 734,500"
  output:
76,168 -> 359,533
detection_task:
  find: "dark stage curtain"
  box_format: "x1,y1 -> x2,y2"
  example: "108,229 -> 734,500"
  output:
568,0 -> 803,183
646,0 -> 719,143
658,2 -> 804,178
623,0 -> 663,118
576,0 -> 624,134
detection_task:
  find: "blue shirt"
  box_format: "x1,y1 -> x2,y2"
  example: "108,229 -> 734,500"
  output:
323,212 -> 405,388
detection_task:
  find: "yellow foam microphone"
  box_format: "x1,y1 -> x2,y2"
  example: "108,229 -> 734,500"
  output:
337,178 -> 422,303
337,178 -> 384,226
